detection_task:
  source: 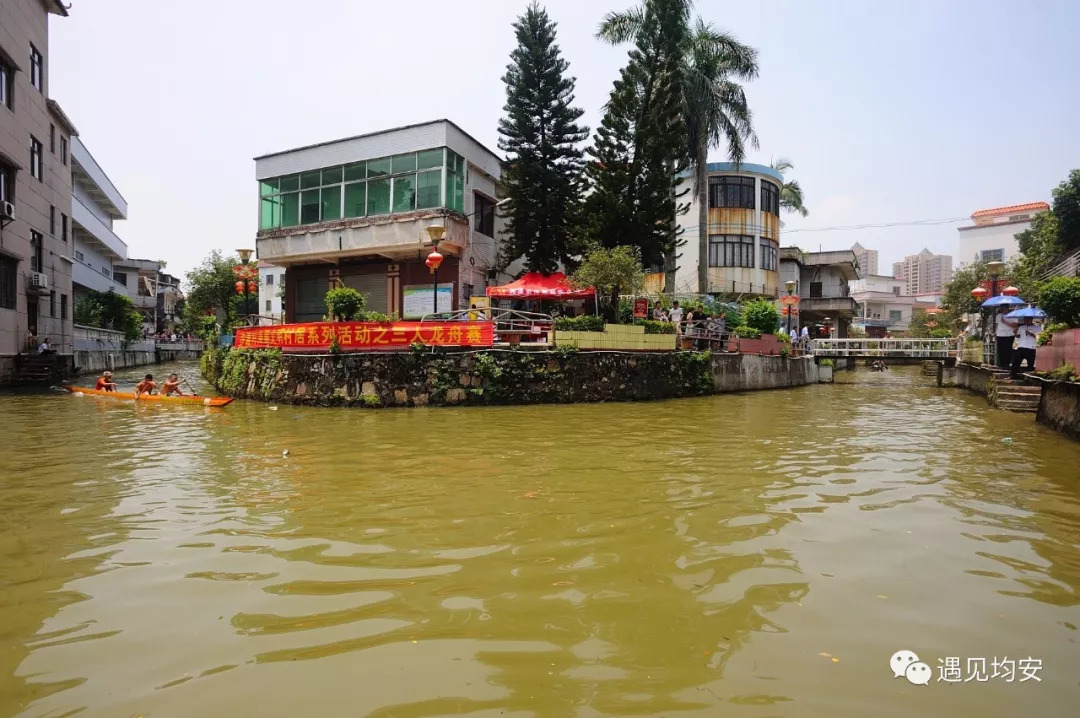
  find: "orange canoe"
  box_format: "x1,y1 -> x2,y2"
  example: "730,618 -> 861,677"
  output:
62,385 -> 234,407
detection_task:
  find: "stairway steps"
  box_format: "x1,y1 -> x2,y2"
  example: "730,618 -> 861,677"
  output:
996,388 -> 1042,396
996,401 -> 1039,413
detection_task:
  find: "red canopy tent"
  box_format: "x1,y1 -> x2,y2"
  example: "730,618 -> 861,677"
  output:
486,272 -> 595,299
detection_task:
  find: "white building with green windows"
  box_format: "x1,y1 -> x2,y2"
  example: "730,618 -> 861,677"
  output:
254,119 -> 503,321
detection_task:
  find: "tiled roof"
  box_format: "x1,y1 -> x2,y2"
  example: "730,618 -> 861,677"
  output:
971,202 -> 1049,219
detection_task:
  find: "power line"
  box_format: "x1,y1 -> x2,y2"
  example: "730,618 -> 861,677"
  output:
674,216 -> 969,235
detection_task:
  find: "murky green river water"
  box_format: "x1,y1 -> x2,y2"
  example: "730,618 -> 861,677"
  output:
1,361 -> 1079,717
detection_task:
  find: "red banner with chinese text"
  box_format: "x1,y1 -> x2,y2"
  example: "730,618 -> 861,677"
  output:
234,321 -> 494,352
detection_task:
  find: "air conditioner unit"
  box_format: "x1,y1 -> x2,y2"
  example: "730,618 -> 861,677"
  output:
0,201 -> 13,221
30,271 -> 48,291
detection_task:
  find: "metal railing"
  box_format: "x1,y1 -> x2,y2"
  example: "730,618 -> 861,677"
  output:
810,338 -> 960,358
421,308 -> 554,344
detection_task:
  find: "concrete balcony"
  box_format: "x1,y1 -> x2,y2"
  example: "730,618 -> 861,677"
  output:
72,196 -> 128,261
257,209 -> 468,266
73,259 -> 127,294
800,296 -> 860,316
71,137 -> 128,219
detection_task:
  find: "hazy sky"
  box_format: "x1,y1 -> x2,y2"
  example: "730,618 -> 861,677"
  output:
50,0 -> 1080,280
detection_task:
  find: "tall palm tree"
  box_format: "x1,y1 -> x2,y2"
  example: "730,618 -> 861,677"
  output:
769,157 -> 809,217
598,3 -> 759,294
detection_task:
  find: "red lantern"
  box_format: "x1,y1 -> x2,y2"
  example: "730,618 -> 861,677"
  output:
970,286 -> 988,300
235,280 -> 245,294
425,248 -> 444,274
1002,285 -> 1019,296
248,280 -> 258,294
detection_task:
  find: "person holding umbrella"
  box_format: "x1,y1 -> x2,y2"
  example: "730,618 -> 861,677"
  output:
1006,307 -> 1047,379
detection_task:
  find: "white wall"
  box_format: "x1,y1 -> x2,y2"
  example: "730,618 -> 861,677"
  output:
956,221 -> 1030,266
850,275 -> 904,294
259,265 -> 284,323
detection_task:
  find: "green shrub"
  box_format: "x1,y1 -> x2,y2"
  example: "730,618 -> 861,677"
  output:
966,336 -> 983,343
1039,276 -> 1080,327
780,347 -> 789,358
325,287 -> 366,321
642,320 -> 676,334
741,298 -> 780,335
776,331 -> 792,343
362,311 -> 398,323
929,328 -> 953,338
1047,363 -> 1076,381
820,358 -> 835,367
732,325 -> 762,339
1038,321 -> 1070,345
554,315 -> 605,332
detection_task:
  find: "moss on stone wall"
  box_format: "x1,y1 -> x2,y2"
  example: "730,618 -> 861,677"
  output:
201,347 -> 716,408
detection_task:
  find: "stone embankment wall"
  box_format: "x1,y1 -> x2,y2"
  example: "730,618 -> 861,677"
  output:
1037,381 -> 1080,440
202,348 -> 823,408
73,325 -> 203,374
939,362 -> 993,398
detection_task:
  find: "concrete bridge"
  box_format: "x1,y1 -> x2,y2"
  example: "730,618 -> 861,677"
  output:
810,338 -> 959,360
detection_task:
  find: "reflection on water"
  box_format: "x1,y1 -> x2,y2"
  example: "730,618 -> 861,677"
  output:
1,362 -> 1079,717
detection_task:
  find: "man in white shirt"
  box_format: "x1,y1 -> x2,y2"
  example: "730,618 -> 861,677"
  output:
1010,318 -> 1039,379
994,310 -> 1016,368
668,301 -> 684,327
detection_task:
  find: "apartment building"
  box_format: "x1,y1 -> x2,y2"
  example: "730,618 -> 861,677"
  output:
258,261 -> 284,324
956,202 -> 1049,267
70,136 -> 129,302
0,0 -> 73,381
674,162 -> 783,296
892,248 -> 953,295
254,119 -> 504,321
850,241 -> 878,276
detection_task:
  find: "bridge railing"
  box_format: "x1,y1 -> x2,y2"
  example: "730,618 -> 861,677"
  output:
811,338 -> 960,358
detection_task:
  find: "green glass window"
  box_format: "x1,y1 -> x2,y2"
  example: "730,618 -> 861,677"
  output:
367,157 -> 390,178
300,171 -> 321,189
321,166 -> 343,185
391,153 -> 416,174
416,169 -> 441,209
301,190 -> 321,223
392,175 -> 415,213
321,186 -> 341,221
260,196 -> 282,229
281,193 -> 300,227
344,182 -> 366,218
367,178 -> 390,215
417,149 -> 442,170
260,178 -> 279,196
449,173 -> 464,213
344,162 -> 365,182
280,174 -> 299,192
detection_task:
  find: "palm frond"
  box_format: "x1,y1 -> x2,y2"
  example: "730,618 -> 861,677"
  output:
770,157 -> 795,174
688,18 -> 759,80
780,179 -> 809,217
596,7 -> 645,45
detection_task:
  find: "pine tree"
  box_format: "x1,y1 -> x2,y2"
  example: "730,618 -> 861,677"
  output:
585,0 -> 690,278
498,2 -> 589,274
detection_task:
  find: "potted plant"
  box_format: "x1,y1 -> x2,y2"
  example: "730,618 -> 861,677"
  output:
818,358 -> 835,382
733,325 -> 763,354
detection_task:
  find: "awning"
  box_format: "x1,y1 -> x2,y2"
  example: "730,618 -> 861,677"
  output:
486,272 -> 595,299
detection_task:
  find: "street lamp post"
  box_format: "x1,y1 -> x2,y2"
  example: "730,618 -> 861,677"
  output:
986,260 -> 1006,298
784,280 -> 796,336
424,226 -> 446,315
234,248 -> 256,325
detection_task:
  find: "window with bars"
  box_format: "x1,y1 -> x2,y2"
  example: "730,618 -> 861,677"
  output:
30,230 -> 42,272
29,45 -> 42,92
760,238 -> 778,271
761,180 -> 780,215
30,136 -> 43,180
474,193 -> 495,237
0,56 -> 12,109
708,235 -> 755,268
259,148 -> 458,230
0,255 -> 15,309
708,176 -> 755,209
980,249 -> 1004,263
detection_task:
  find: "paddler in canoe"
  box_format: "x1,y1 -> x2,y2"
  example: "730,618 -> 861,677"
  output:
134,374 -> 157,396
94,371 -> 117,392
159,373 -> 189,397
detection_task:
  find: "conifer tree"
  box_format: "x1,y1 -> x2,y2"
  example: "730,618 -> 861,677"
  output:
498,2 -> 589,274
585,0 -> 690,279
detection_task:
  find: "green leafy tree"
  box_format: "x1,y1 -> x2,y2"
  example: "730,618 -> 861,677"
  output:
585,0 -> 691,284
1039,276 -> 1080,327
1052,169 -> 1080,252
598,2 -> 758,294
74,289 -> 141,340
184,250 -> 244,330
325,287 -> 366,321
570,245 -> 646,322
941,261 -> 990,321
741,298 -> 779,335
770,158 -> 808,217
498,3 -> 589,274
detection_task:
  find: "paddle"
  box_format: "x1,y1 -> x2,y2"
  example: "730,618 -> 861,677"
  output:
180,377 -> 200,397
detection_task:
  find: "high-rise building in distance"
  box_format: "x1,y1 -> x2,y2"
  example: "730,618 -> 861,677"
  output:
892,248 -> 953,295
851,242 -> 878,276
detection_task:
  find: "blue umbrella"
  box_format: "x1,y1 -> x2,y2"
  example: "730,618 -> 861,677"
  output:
981,295 -> 1026,307
1004,306 -> 1048,320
